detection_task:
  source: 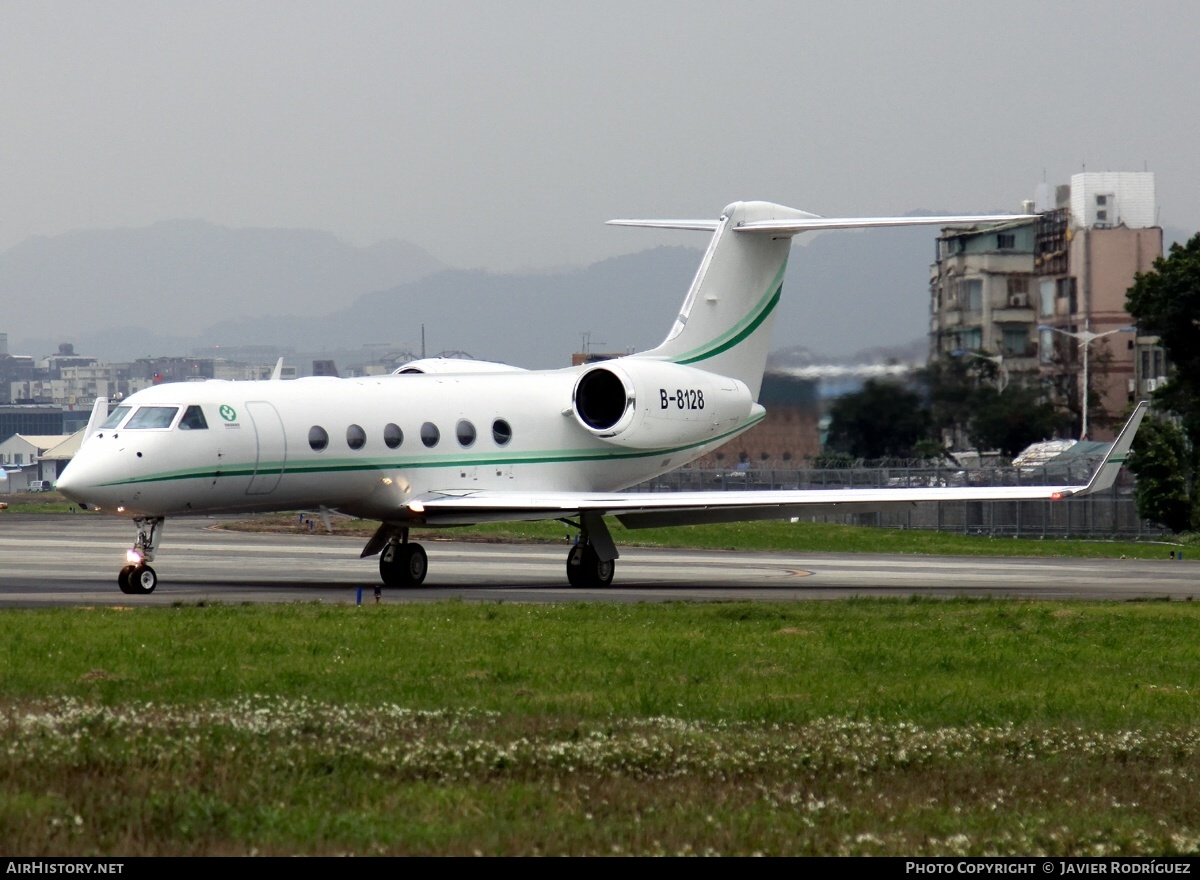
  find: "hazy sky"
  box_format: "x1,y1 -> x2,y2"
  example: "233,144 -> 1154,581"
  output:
3,1 -> 1197,272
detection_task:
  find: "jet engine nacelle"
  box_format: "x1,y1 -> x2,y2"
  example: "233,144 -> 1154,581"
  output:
571,360 -> 754,449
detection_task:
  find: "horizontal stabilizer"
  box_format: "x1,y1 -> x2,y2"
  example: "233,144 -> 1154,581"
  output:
609,211 -> 1034,237
733,214 -> 1036,235
606,219 -> 721,231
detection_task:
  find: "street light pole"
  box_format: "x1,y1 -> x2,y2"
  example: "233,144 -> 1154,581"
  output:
1038,324 -> 1135,440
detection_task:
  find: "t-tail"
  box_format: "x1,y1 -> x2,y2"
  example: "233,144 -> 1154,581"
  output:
611,201 -> 1035,399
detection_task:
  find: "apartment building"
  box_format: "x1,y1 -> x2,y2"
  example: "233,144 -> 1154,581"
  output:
930,172 -> 1162,441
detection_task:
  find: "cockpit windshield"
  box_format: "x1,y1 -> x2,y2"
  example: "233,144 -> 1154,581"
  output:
100,406 -> 132,429
125,406 -> 180,429
179,405 -> 208,430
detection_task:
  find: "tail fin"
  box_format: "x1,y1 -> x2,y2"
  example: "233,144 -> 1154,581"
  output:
611,201 -> 1034,400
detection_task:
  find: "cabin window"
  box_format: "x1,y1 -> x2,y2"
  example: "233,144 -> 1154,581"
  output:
456,419 -> 476,448
126,406 -> 179,429
384,423 -> 403,449
492,418 -> 512,446
420,422 -> 440,448
346,424 -> 366,450
179,405 -> 208,430
309,426 -> 329,452
100,406 -> 132,429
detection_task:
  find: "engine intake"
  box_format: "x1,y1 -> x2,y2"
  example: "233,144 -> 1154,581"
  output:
574,368 -> 632,431
571,360 -> 754,449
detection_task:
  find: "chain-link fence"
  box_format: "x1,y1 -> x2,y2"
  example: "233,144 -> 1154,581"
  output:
631,459 -> 1160,538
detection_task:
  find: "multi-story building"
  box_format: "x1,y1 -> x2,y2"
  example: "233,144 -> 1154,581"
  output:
929,172 -> 1162,441
0,405 -> 66,445
929,216 -> 1039,363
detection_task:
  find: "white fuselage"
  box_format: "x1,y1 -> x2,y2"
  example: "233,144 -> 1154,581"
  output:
58,363 -> 760,523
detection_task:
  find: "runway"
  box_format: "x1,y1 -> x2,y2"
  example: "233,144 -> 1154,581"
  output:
1,514 -> 1196,607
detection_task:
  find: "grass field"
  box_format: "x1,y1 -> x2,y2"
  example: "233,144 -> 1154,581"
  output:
4,599 -> 1200,855
221,509 -> 1191,560
5,492 -> 1199,854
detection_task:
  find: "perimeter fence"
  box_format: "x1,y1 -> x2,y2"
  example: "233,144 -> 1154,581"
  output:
632,459 -> 1162,539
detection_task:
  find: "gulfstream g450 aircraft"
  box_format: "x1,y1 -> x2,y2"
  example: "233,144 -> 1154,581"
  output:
56,201 -> 1148,595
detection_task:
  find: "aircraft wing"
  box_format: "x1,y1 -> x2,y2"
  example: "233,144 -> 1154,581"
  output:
404,402 -> 1147,530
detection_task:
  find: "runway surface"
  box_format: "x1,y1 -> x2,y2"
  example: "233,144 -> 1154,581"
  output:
1,514 -> 1196,607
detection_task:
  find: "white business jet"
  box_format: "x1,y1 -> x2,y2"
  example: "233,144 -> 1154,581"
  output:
55,201 -> 1148,595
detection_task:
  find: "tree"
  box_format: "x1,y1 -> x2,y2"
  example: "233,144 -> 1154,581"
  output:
1126,415 -> 1193,533
966,384 -> 1062,458
825,379 -> 930,460
1126,233 -> 1200,529
925,355 -> 1067,457
1127,234 -> 1200,442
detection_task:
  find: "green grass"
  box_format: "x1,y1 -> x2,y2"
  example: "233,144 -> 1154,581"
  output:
226,511 -> 1191,560
0,490 -> 81,514
4,600 -> 1200,855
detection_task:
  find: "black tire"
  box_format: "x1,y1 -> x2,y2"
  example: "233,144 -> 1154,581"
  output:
132,564 -> 157,594
129,564 -> 157,594
583,545 -> 615,587
117,564 -> 136,594
403,543 -> 428,586
379,543 -> 402,587
566,544 -> 585,587
380,543 -> 428,587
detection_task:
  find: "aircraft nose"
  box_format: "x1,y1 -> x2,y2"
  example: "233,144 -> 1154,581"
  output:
55,447 -> 114,507
54,459 -> 87,502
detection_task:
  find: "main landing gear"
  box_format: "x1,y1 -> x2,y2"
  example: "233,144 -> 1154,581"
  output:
565,511 -> 618,588
363,512 -> 620,589
379,530 -> 428,587
118,517 -> 163,595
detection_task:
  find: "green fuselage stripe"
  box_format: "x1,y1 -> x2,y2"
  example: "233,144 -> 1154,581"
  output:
668,261 -> 787,366
97,411 -> 766,489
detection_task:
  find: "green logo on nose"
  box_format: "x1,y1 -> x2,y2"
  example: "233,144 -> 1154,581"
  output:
219,405 -> 237,422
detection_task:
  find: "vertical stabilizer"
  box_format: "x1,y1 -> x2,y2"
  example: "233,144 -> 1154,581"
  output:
610,201 -> 1035,400
627,201 -> 811,399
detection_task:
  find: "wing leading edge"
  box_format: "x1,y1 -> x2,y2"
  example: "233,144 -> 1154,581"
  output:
402,402 -> 1149,530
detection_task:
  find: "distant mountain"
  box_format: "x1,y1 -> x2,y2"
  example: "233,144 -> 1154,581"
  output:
198,246 -> 703,370
2,219 -> 444,347
4,219 -> 947,367
777,225 -> 933,359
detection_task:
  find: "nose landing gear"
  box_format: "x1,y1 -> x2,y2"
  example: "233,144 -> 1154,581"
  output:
118,517 -> 163,595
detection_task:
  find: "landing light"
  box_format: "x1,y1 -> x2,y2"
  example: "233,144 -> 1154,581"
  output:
126,549 -> 143,565
1050,492 -> 1064,501
408,499 -> 425,513
117,506 -> 125,513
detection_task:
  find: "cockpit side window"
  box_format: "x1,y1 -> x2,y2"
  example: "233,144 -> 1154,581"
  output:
100,406 -> 132,429
125,406 -> 180,429
179,405 -> 209,430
